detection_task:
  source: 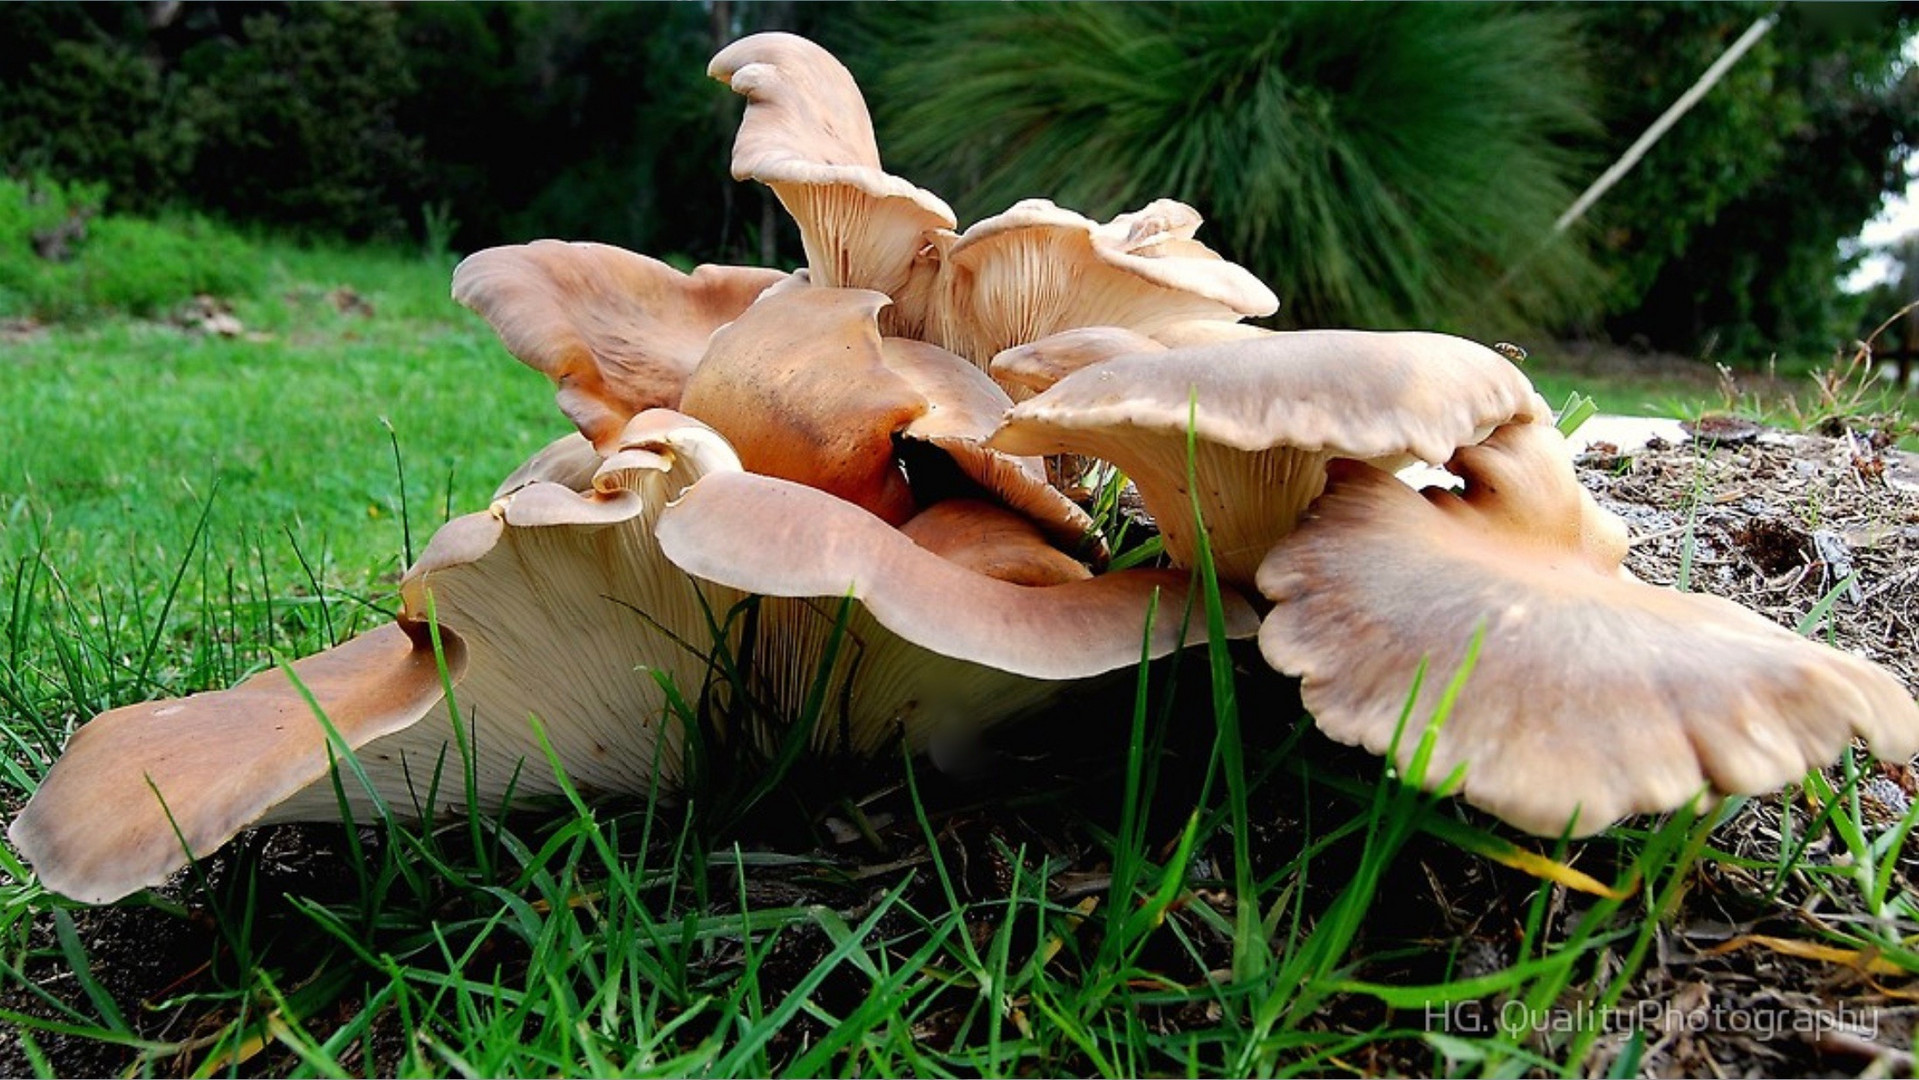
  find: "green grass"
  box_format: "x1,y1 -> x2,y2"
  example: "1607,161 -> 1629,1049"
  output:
1,224 -> 1916,1077
1521,339 -> 1918,444
2,243 -> 558,595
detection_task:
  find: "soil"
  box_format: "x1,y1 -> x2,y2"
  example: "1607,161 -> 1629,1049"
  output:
2,407 -> 1916,1079
1549,415 -> 1919,1078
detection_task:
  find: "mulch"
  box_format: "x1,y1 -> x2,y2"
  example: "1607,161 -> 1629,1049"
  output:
1566,415 -> 1919,1077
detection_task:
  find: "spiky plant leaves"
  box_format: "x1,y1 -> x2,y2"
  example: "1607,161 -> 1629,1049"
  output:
849,2 -> 1602,336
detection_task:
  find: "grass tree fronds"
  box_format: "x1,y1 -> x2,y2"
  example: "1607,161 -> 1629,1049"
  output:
855,1 -> 1603,336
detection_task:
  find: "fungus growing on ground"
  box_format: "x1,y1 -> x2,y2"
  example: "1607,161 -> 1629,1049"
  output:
9,28 -> 1918,912
707,32 -> 955,335
1256,420 -> 1919,835
988,330 -> 1543,587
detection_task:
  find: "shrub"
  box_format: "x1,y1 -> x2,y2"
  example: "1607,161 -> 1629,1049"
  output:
0,175 -> 261,322
173,4 -> 424,241
1582,4 -> 1918,357
0,2 -> 424,243
0,34 -> 198,212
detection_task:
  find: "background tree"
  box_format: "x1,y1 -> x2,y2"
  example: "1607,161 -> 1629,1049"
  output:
1580,3 -> 1919,358
0,1 -> 422,240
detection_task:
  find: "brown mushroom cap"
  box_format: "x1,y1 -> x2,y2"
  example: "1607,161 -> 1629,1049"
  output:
925,198 -> 1278,373
988,330 -> 1542,586
7,620 -> 465,904
656,469 -> 1258,683
900,499 -> 1093,586
1256,421 -> 1919,837
452,240 -> 786,451
678,287 -> 926,526
709,32 -> 954,337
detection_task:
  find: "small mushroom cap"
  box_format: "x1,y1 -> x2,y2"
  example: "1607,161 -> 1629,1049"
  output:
883,335 -> 1101,557
657,470 -> 1258,681
709,32 -> 954,335
452,240 -> 785,450
925,198 -> 1278,371
990,327 -> 1168,398
494,432 -> 602,497
8,620 -> 465,904
678,286 -> 925,525
900,499 -> 1093,586
988,330 -> 1542,585
1257,421 -> 1919,837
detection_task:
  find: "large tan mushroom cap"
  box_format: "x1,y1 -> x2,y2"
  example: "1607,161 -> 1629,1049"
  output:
709,32 -> 954,337
8,620 -> 465,904
657,470 -> 1259,755
678,286 -> 926,526
988,330 -> 1542,586
1257,421 -> 1919,837
925,198 -> 1279,373
452,240 -> 786,450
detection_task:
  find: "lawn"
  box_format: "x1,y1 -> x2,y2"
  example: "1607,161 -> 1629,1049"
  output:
2,229 -> 1917,1077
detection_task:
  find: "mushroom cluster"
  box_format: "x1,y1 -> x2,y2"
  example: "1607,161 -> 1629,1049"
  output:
11,33 -> 1919,905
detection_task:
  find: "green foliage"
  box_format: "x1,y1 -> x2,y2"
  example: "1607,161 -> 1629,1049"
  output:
0,2 -> 423,241
0,2 -> 798,258
846,1 -> 1604,337
171,4 -> 424,240
0,32 -> 197,206
0,175 -> 260,321
2,2 -> 1913,356
1583,3 -> 1918,356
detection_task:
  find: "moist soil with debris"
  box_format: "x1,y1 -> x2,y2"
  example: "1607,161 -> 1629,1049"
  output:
2,415 -> 1916,1079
